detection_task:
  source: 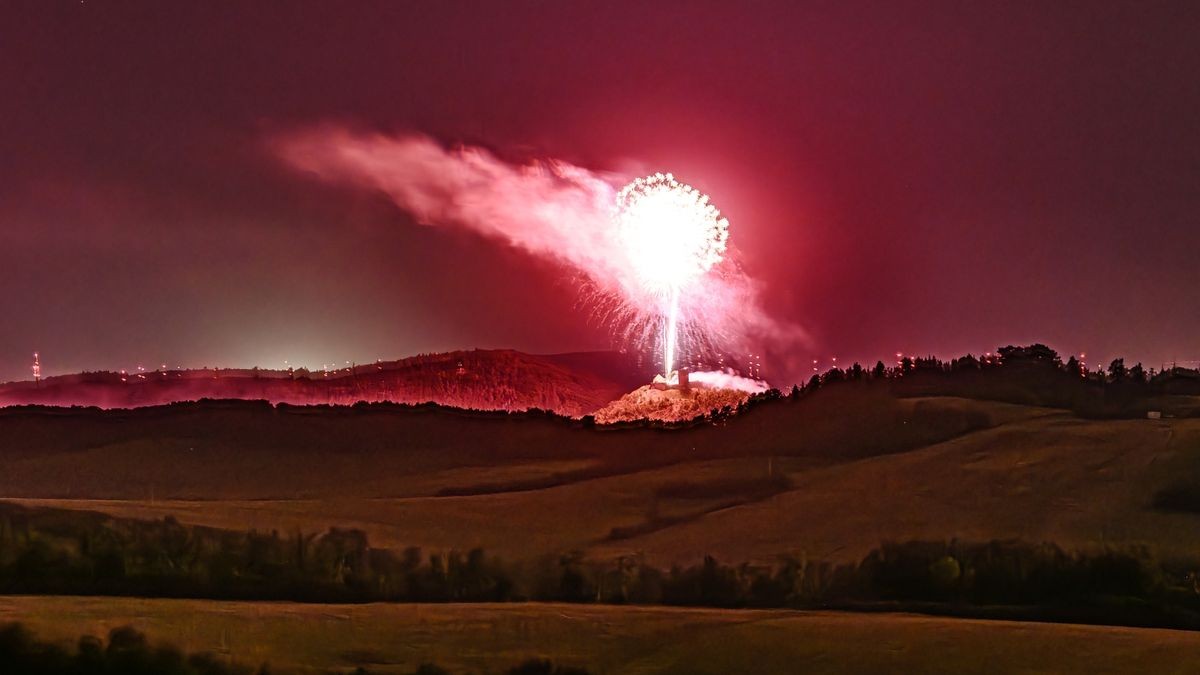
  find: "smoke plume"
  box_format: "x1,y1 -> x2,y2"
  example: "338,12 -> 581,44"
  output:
275,128 -> 805,374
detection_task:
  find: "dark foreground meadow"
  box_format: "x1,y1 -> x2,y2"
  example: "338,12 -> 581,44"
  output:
4,597 -> 1200,675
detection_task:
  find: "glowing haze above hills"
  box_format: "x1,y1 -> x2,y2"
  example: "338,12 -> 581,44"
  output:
2,3 -> 1200,384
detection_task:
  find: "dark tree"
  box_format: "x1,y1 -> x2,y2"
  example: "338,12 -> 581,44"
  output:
1129,362 -> 1147,383
997,344 -> 1061,367
951,354 -> 980,371
1108,358 -> 1128,381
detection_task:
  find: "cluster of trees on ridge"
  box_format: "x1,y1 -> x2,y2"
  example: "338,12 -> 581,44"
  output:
764,343 -> 1200,420
3,504 -> 1200,631
800,344 -> 1175,388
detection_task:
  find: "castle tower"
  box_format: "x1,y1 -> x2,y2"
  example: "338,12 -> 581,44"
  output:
32,352 -> 41,386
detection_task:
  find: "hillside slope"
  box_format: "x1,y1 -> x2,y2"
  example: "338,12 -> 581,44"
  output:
0,349 -> 647,416
17,411 -> 1200,567
15,392 -> 1179,568
592,412 -> 1200,565
0,391 -> 1015,500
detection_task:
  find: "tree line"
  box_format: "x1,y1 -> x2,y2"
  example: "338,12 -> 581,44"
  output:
763,343 -> 1200,420
2,504 -> 1199,630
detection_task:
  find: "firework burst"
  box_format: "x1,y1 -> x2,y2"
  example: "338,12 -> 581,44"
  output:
612,173 -> 729,377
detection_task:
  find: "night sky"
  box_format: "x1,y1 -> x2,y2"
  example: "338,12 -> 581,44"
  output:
3,2 -> 1198,384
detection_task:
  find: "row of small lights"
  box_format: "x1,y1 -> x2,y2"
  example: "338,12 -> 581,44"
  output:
100,358 -> 381,383
801,350 -> 1107,378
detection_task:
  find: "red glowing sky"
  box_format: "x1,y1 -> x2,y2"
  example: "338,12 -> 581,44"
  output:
2,2 -> 1199,384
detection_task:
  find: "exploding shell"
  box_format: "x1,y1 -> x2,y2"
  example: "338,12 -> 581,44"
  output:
614,173 -> 729,298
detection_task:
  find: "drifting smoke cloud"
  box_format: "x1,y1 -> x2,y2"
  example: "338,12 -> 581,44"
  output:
275,127 -> 806,374
688,369 -> 770,394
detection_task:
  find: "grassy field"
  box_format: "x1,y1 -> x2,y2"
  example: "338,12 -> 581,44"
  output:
2,596 -> 1198,674
0,392 -> 1018,499
595,412 -> 1200,565
5,393 -> 1200,672
9,399 -> 1200,567
4,455 -> 814,563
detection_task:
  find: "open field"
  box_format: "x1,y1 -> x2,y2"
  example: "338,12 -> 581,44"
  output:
2,596 -> 1199,674
7,397 -> 1200,567
5,455 -> 812,563
5,390 -> 1200,672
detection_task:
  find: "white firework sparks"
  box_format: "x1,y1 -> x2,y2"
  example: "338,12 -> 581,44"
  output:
613,173 -> 730,377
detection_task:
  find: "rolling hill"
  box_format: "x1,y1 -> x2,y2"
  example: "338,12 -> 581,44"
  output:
0,349 -> 650,417
5,378 -> 1200,673
4,385 -> 1198,568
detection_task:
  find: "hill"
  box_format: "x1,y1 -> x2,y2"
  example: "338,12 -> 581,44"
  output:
593,384 -> 753,424
3,387 -> 1200,569
591,411 -> 1200,565
0,386 -> 1134,564
0,388 -> 1006,501
0,349 -> 649,417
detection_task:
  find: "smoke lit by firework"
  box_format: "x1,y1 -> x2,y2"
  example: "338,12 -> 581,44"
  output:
276,128 -> 805,381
